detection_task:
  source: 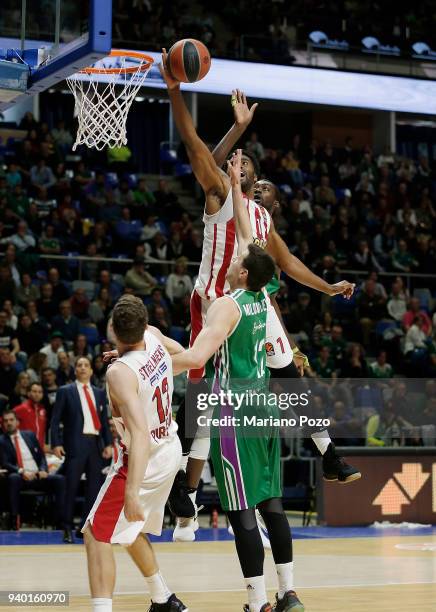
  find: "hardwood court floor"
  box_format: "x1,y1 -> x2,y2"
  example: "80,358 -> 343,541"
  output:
1,536 -> 435,611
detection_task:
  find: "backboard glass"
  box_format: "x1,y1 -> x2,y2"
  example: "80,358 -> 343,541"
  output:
0,0 -> 112,111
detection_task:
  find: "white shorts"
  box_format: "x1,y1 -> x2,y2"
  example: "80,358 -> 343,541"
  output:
83,437 -> 182,545
265,293 -> 293,369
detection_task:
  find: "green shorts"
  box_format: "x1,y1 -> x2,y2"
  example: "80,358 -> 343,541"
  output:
210,396 -> 282,511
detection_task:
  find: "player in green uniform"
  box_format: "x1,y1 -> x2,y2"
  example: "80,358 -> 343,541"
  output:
173,151 -> 304,612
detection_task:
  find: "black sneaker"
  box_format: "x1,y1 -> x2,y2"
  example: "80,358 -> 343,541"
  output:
243,604 -> 272,612
274,590 -> 305,611
322,443 -> 361,483
148,593 -> 188,611
167,470 -> 196,518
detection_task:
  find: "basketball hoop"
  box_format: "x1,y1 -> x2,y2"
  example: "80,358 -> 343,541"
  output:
66,50 -> 154,151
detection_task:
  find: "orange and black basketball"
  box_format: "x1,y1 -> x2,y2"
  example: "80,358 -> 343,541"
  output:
167,39 -> 211,83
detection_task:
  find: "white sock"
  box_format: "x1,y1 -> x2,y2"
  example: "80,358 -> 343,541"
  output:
276,561 -> 294,598
244,575 -> 267,611
180,455 -> 188,471
91,598 -> 112,612
311,430 -> 331,455
146,571 -> 172,604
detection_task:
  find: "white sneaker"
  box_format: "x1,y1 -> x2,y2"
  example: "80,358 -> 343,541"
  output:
173,515 -> 199,542
227,509 -> 271,549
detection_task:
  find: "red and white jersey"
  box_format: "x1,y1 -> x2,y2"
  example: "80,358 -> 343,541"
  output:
110,329 -> 178,453
194,188 -> 271,301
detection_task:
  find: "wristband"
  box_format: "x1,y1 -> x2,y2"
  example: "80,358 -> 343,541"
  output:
293,346 -> 310,368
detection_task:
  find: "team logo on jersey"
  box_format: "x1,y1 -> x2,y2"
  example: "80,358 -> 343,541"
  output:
265,342 -> 275,356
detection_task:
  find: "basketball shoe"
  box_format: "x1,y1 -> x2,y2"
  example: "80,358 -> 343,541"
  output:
228,509 -> 271,549
274,590 -> 305,611
148,593 -> 188,611
322,443 -> 361,483
243,603 -> 272,612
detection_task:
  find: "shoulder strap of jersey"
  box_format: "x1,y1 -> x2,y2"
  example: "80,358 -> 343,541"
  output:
220,291 -> 243,338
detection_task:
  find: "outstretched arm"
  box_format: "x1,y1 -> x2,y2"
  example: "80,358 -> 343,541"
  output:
227,149 -> 253,254
148,324 -> 185,355
266,225 -> 355,298
159,50 -> 227,200
172,298 -> 239,374
212,89 -> 258,168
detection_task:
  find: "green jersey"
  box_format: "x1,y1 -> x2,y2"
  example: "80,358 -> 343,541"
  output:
265,272 -> 280,296
205,288 -> 268,391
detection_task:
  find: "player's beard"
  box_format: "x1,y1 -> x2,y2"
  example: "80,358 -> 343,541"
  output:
241,175 -> 254,196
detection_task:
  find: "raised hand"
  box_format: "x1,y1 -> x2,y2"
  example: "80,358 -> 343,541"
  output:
227,148 -> 242,187
159,48 -> 180,90
231,89 -> 258,128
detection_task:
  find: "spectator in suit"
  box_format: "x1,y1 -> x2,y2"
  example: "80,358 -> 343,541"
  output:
51,356 -> 112,543
0,410 -> 65,530
14,383 -> 47,448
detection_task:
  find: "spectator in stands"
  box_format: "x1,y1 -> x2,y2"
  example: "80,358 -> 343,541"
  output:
4,244 -> 22,287
51,356 -> 112,542
40,332 -> 64,370
392,239 -> 418,272
0,311 -> 20,363
245,132 -> 265,161
41,367 -> 58,413
0,409 -> 65,530
314,175 -> 336,207
70,288 -> 90,321
387,279 -> 408,322
13,383 -> 47,447
37,283 -> 58,321
95,269 -> 122,303
91,355 -> 106,389
39,224 -> 61,256
133,178 -> 156,210
166,231 -> 186,260
148,304 -> 171,335
26,352 -> 48,385
369,350 -> 394,378
402,297 -> 432,335
322,324 -> 347,367
8,372 -> 31,409
311,346 -> 337,378
353,240 -> 383,272
52,301 -> 80,343
288,292 -> 317,340
366,401 -> 412,447
141,214 -> 161,242
26,301 -> 49,342
125,257 -> 157,297
19,111 -> 39,132
165,257 -> 193,303
0,348 -> 18,400
47,268 -> 70,306
68,334 -> 93,366
16,314 -> 44,359
153,178 -> 179,211
0,266 -> 16,305
357,279 -> 387,346
115,207 -> 142,247
2,300 -> 17,331
56,351 -> 75,386
89,288 -> 113,336
16,273 -> 39,307
50,120 -> 73,151
340,343 -> 368,378
403,315 -> 428,356
30,159 -> 56,194
0,221 -> 35,252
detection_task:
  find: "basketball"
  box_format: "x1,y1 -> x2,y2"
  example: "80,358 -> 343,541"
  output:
167,38 -> 211,83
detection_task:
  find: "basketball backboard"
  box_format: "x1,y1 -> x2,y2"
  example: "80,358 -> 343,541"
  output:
0,0 -> 111,111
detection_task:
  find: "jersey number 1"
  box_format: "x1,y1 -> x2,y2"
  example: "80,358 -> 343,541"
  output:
152,377 -> 169,424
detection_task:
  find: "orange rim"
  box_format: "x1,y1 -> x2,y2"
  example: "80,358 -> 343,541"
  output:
79,50 -> 154,74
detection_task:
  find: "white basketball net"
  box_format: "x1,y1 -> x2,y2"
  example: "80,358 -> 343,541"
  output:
66,55 -> 152,151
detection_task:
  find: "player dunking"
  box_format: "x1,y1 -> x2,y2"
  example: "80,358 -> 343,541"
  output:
172,150 -> 304,612
82,295 -> 187,612
159,58 -> 358,540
